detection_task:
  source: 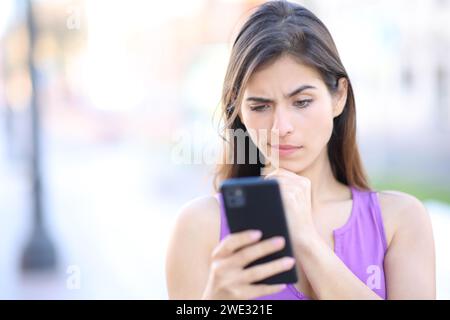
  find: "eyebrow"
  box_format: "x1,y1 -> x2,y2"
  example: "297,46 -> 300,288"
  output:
245,84 -> 316,103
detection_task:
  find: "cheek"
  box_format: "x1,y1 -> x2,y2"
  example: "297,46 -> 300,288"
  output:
240,109 -> 269,130
240,111 -> 271,145
304,104 -> 334,147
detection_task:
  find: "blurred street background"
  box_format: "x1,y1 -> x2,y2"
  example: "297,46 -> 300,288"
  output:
0,0 -> 449,299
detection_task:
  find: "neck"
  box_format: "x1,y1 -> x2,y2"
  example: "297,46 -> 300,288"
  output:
297,148 -> 348,209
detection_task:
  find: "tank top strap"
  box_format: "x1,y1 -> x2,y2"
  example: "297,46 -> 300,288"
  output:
368,190 -> 389,251
352,187 -> 388,251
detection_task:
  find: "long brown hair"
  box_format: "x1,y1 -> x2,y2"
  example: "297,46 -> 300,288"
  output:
214,0 -> 371,192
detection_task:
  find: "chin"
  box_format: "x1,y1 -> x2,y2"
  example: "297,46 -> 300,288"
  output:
265,157 -> 307,173
279,162 -> 305,173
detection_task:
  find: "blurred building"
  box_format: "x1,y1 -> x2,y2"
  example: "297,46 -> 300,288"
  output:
303,0 -> 450,187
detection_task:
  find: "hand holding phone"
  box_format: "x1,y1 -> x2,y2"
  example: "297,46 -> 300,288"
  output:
201,229 -> 295,300
219,177 -> 298,285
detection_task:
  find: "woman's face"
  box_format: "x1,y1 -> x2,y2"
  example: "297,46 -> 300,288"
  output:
239,54 -> 347,173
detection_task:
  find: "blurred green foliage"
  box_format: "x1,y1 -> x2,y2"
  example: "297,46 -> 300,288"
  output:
370,175 -> 450,205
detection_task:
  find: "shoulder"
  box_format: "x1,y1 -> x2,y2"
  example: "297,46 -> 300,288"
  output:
165,195 -> 222,299
377,190 -> 428,220
171,195 -> 222,252
376,190 -> 431,247
177,195 -> 221,229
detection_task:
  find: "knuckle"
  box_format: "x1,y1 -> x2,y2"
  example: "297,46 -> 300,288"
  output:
236,248 -> 252,262
301,177 -> 311,186
211,246 -> 221,259
210,260 -> 225,274
221,241 -> 233,255
224,233 -> 234,244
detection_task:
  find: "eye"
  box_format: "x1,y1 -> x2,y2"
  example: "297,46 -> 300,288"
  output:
294,99 -> 313,108
249,104 -> 270,112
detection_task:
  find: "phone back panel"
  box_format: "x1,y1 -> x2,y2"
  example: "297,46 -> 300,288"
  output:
220,177 -> 298,285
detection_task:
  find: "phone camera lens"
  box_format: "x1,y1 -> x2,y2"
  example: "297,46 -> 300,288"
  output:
226,187 -> 246,208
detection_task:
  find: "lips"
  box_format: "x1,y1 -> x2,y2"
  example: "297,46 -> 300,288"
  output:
269,144 -> 303,156
272,144 -> 301,150
272,144 -> 302,150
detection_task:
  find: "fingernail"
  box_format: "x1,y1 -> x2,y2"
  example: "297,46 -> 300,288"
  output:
250,230 -> 262,239
272,237 -> 284,246
283,257 -> 295,267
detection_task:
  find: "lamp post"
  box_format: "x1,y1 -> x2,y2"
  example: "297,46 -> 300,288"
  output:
20,0 -> 58,272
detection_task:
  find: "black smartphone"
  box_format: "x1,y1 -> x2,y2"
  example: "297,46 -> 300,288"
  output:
219,176 -> 298,285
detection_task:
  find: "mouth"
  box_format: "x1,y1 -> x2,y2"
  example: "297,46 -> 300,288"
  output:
269,144 -> 303,157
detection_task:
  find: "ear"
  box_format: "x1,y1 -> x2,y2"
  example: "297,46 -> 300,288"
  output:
332,78 -> 348,118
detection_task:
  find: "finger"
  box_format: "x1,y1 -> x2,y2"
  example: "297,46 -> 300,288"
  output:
230,236 -> 286,267
263,172 -> 291,183
212,229 -> 263,259
241,283 -> 288,299
241,256 -> 296,284
262,164 -> 291,178
265,168 -> 310,183
275,167 -> 300,176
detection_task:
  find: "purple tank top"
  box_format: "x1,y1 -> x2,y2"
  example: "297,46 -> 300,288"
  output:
215,186 -> 388,300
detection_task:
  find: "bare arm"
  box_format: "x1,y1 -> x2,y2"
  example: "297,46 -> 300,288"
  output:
383,193 -> 436,299
295,230 -> 383,300
165,195 -> 291,300
294,192 -> 435,299
165,196 -> 219,299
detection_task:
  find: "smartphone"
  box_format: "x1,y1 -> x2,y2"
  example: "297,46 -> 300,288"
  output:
219,176 -> 298,285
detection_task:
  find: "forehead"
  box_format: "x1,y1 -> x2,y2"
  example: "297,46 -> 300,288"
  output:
244,54 -> 324,94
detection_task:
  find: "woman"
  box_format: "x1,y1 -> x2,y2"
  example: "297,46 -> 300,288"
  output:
165,0 -> 435,300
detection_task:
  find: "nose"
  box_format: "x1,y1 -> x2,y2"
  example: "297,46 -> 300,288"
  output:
271,106 -> 294,138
